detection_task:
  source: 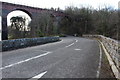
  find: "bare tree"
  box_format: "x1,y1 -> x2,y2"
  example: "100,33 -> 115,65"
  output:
29,11 -> 56,37
9,16 -> 29,39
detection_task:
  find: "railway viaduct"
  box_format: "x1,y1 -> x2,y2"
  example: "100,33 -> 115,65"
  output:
0,2 -> 65,40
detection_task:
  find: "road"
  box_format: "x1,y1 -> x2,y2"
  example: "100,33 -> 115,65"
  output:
1,37 -> 101,79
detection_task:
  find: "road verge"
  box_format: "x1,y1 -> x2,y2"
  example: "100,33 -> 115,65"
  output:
99,40 -> 120,79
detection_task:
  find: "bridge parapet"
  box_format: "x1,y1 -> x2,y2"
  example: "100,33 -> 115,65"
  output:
83,35 -> 120,78
1,36 -> 60,51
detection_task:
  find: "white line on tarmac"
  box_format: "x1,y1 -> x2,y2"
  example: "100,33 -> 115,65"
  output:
75,39 -> 78,42
96,44 -> 102,78
32,71 -> 47,78
65,43 -> 74,48
0,52 -> 51,70
74,49 -> 82,51
65,39 -> 78,48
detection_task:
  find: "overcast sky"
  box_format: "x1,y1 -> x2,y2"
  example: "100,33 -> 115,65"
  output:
1,0 -> 119,9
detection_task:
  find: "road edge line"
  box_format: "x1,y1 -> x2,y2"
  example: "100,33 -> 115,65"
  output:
98,40 -> 120,79
96,43 -> 102,78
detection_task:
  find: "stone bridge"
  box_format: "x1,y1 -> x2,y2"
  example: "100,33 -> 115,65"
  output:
0,1 -> 66,40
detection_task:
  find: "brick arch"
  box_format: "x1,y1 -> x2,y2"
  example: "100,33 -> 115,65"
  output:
11,9 -> 32,19
3,9 -> 32,40
1,1 -> 66,40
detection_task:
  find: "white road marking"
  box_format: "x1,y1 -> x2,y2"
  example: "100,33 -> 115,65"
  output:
32,71 -> 47,78
0,52 -> 51,70
96,44 -> 102,78
74,49 -> 82,51
75,39 -> 78,42
65,43 -> 74,48
65,39 -> 78,48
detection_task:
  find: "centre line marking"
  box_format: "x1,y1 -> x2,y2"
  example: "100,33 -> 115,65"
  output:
0,52 -> 51,70
75,39 -> 78,42
65,43 -> 74,48
74,49 -> 82,51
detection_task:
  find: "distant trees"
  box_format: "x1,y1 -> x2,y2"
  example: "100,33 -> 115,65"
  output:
9,6 -> 119,40
91,7 -> 119,40
59,6 -> 119,40
60,7 -> 93,36
92,7 -> 118,38
29,11 -> 58,37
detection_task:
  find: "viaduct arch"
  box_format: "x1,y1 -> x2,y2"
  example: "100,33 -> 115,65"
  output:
1,1 -> 65,40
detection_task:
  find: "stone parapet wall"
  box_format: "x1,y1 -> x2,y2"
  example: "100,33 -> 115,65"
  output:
83,35 -> 120,72
1,36 -> 60,51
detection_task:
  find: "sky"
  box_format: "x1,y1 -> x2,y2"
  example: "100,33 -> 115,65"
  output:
1,0 -> 120,10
